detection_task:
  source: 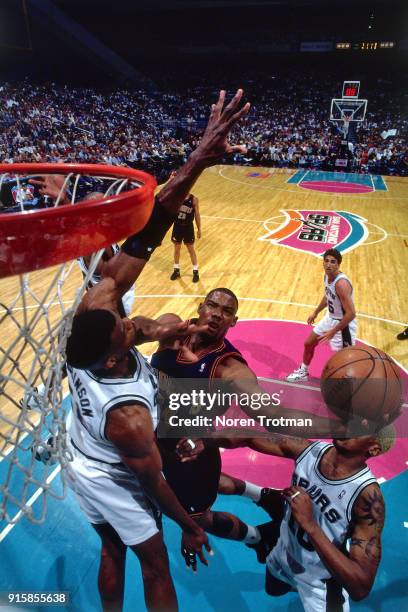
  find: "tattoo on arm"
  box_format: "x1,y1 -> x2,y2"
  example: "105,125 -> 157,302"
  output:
357,489 -> 385,528
350,536 -> 382,563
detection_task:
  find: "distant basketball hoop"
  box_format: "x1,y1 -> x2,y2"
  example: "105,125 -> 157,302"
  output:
330,81 -> 368,143
0,163 -> 156,524
330,98 -> 368,124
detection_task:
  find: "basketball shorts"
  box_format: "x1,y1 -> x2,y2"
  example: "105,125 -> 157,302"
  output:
171,223 -> 195,244
314,314 -> 356,352
265,565 -> 350,612
159,440 -> 221,515
66,449 -> 161,546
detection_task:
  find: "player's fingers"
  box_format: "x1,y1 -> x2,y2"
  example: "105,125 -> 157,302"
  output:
225,101 -> 251,129
196,549 -> 209,567
282,486 -> 296,500
222,88 -> 244,120
208,90 -> 225,123
187,323 -> 209,334
182,548 -> 197,570
205,541 -> 213,554
179,344 -> 199,362
28,179 -> 44,186
227,144 -> 247,156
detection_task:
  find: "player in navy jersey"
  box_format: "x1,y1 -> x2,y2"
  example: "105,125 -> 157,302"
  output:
169,179 -> 201,283
151,288 -> 350,567
286,248 -> 356,382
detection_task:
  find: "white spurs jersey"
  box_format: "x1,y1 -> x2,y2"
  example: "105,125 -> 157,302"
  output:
77,243 -> 135,317
267,441 -> 377,590
324,273 -> 353,320
66,349 -> 158,465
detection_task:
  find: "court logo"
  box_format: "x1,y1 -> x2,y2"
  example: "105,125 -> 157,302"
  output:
259,209 -> 368,257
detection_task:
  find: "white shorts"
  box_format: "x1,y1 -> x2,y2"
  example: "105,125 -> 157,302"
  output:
266,565 -> 350,612
66,449 -> 161,546
122,287 -> 135,317
314,314 -> 356,352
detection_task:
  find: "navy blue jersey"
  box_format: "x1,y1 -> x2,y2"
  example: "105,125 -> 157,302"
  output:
152,329 -> 247,514
173,194 -> 195,227
152,327 -> 247,434
151,334 -> 246,381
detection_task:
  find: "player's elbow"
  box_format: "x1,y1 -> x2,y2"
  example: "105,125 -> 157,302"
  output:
349,587 -> 369,602
348,578 -> 373,601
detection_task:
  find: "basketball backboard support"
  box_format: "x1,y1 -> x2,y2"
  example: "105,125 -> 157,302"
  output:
330,98 -> 367,122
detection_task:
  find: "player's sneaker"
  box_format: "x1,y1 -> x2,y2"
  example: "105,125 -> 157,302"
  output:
286,367 -> 309,382
170,269 -> 180,280
192,270 -> 199,283
256,487 -> 283,519
397,327 -> 408,340
246,521 -> 281,564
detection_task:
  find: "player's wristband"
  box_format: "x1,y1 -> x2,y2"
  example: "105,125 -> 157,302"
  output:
122,197 -> 176,261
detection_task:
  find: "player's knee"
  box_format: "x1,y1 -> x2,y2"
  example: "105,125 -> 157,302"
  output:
304,335 -> 317,349
141,552 -> 171,586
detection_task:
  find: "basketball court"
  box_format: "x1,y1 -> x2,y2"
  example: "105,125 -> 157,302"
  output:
0,162 -> 407,610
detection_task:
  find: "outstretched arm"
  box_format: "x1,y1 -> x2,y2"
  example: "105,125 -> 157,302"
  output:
216,356 -> 346,437
106,404 -> 212,568
82,89 -> 250,307
176,434 -> 310,462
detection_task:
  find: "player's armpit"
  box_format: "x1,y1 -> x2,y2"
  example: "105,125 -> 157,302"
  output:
76,277 -> 118,314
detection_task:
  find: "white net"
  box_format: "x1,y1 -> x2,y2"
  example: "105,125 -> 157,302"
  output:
0,166 -> 148,525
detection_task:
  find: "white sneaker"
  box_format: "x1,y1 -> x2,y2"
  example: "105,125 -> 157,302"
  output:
286,368 -> 309,382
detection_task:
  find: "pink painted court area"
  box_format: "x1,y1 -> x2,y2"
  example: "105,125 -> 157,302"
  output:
300,180 -> 373,194
221,319 -> 408,488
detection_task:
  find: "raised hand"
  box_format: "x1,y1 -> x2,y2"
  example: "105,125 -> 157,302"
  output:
193,89 -> 250,166
28,174 -> 70,204
155,320 -> 208,361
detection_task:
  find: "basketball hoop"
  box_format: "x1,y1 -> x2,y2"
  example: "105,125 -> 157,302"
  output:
0,163 -> 156,277
0,163 -> 156,524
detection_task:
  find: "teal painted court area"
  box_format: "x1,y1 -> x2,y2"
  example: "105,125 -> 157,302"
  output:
1,464 -> 407,611
287,170 -> 387,193
1,318 -> 407,611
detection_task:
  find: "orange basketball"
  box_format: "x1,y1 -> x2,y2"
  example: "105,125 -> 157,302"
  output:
320,345 -> 402,426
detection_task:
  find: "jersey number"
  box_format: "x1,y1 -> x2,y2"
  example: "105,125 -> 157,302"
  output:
327,299 -> 335,314
288,513 -> 315,551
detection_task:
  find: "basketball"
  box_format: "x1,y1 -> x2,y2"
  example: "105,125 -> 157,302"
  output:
321,345 -> 403,426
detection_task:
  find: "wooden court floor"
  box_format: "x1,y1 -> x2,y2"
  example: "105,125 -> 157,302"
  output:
1,165 -> 408,433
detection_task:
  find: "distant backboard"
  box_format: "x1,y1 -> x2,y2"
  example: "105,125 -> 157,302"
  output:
330,98 -> 367,122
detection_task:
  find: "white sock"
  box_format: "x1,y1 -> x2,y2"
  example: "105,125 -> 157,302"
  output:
193,265 -> 199,271
301,363 -> 309,371
174,264 -> 180,269
243,481 -> 262,501
243,525 -> 261,544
